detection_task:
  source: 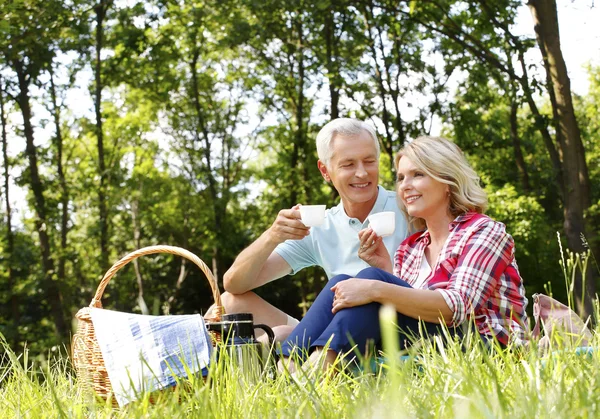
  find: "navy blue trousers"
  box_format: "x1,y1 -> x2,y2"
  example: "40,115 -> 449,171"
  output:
279,267 -> 454,359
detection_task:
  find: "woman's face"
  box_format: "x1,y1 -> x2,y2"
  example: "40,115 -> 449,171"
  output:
396,156 -> 451,222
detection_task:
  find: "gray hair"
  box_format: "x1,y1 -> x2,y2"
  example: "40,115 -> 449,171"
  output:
316,118 -> 380,166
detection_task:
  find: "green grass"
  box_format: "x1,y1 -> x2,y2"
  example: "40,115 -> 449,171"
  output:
2,242 -> 597,418
1,327 -> 599,418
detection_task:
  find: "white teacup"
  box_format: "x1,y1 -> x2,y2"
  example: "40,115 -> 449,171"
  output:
367,211 -> 395,237
299,205 -> 326,227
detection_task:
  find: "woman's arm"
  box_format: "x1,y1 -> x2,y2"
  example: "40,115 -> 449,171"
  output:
436,221 -> 513,327
371,282 -> 453,323
331,220 -> 516,325
331,278 -> 453,324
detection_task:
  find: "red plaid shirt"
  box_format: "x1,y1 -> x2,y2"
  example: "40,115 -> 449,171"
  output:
393,212 -> 528,345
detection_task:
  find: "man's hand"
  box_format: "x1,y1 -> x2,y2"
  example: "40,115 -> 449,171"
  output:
266,204 -> 310,245
357,228 -> 392,271
223,205 -> 303,294
331,278 -> 376,313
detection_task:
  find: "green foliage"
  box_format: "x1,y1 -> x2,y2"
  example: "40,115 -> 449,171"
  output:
576,65 -> 600,250
0,0 -> 598,354
485,183 -> 559,300
486,183 -> 547,245
444,66 -> 571,302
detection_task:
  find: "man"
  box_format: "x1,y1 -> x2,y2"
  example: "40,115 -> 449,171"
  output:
219,118 -> 409,338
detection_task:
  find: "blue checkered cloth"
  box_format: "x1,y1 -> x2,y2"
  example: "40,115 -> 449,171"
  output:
90,308 -> 212,406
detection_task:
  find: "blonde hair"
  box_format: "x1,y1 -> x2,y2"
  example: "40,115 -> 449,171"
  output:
394,136 -> 488,231
316,118 -> 379,167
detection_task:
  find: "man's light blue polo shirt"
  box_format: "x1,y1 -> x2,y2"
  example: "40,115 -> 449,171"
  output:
274,186 -> 409,279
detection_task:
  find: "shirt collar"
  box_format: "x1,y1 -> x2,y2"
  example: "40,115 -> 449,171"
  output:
448,212 -> 479,229
337,185 -> 385,225
367,186 -> 388,217
414,212 -> 479,243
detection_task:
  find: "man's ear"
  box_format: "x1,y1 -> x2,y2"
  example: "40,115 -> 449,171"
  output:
317,160 -> 330,182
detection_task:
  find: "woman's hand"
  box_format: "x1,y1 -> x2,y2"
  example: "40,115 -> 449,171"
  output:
331,279 -> 377,314
358,228 -> 392,272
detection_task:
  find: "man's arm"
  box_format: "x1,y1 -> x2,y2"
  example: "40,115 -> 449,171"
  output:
223,206 -> 309,294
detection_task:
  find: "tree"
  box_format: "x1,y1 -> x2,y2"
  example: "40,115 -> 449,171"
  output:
45,64 -> 72,320
386,0 -> 595,313
0,0 -> 71,342
576,65 -> 600,239
0,74 -> 19,348
150,1 -> 253,282
92,0 -> 114,272
447,71 -> 562,296
528,0 -> 595,316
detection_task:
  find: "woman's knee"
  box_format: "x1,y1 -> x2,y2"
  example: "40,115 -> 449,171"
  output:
355,267 -> 411,287
327,274 -> 352,287
355,267 -> 390,280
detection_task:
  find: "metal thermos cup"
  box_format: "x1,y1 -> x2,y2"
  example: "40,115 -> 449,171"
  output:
206,313 -> 277,379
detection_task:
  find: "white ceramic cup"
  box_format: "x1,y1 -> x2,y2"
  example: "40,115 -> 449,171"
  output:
299,205 -> 326,227
367,211 -> 396,237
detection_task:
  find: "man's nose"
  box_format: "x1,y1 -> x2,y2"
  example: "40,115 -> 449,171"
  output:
355,162 -> 367,177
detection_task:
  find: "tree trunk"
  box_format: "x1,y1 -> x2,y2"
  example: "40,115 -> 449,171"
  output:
383,21 -> 406,149
325,7 -> 342,200
164,213 -> 189,315
361,2 -> 395,172
516,50 -> 565,200
323,2 -> 342,201
131,189 -> 149,315
531,25 -> 567,163
49,68 -> 70,312
13,59 -> 68,341
165,259 -> 188,315
95,0 -> 110,272
189,44 -> 223,282
0,76 -> 20,349
529,0 -> 595,317
324,1 -> 340,120
294,13 -> 306,205
509,91 -> 531,193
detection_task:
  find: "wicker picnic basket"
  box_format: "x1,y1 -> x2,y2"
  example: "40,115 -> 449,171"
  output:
72,245 -> 223,405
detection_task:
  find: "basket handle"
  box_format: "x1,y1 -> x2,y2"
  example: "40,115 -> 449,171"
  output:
89,245 -> 222,311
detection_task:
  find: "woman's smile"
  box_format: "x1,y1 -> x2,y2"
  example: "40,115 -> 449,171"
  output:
404,194 -> 421,204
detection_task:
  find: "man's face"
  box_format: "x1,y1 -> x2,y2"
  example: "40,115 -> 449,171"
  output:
318,131 -> 379,205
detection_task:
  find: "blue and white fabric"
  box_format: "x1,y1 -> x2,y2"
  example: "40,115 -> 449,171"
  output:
90,308 -> 212,406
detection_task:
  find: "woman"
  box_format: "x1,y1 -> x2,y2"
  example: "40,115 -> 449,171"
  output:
279,136 -> 528,371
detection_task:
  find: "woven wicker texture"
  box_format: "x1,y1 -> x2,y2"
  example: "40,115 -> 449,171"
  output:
72,245 -> 223,405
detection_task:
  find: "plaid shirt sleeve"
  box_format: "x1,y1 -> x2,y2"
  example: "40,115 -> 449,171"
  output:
393,242 -> 407,277
436,221 -> 514,327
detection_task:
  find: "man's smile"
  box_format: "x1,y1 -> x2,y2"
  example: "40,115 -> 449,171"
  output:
350,182 -> 371,189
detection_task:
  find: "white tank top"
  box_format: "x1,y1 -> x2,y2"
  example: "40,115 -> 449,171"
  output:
412,255 -> 432,290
